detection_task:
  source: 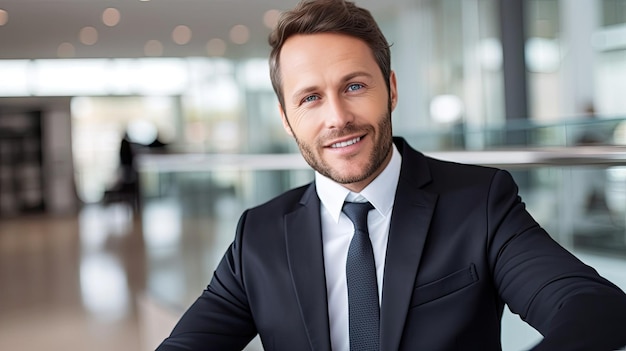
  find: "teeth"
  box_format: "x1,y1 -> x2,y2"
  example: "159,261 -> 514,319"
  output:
331,136 -> 361,148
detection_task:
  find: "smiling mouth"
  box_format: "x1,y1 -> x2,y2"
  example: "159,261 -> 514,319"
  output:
330,136 -> 362,148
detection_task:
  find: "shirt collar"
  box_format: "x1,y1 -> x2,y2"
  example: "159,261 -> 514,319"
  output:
316,143 -> 402,223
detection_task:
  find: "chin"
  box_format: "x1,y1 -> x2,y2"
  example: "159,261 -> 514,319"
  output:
330,169 -> 370,185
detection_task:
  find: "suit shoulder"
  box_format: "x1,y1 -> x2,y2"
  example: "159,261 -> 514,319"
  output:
426,154 -> 501,176
422,154 -> 514,189
247,182 -> 313,215
397,138 -> 499,180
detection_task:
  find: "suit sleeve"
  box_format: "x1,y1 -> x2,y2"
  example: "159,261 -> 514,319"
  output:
156,211 -> 258,351
487,170 -> 626,350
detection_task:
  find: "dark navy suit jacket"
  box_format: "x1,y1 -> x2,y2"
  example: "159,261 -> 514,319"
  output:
158,137 -> 626,350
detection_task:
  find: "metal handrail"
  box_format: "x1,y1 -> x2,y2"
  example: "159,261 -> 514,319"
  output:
136,145 -> 626,173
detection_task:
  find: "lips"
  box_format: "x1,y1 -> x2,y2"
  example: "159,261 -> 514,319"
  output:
330,136 -> 362,148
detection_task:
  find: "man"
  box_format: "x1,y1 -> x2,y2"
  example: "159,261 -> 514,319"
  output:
157,0 -> 626,350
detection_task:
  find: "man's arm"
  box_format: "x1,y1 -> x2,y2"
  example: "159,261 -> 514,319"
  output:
487,170 -> 626,350
156,211 -> 258,351
532,292 -> 626,350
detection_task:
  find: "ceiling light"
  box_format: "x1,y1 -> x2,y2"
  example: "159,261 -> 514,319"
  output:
79,26 -> 99,45
172,25 -> 192,45
144,40 -> 163,57
263,9 -> 281,29
0,9 -> 8,26
229,25 -> 249,45
102,8 -> 121,27
57,42 -> 76,58
206,38 -> 226,57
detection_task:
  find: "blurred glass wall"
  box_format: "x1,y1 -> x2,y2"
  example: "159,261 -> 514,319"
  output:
1,0 -> 626,203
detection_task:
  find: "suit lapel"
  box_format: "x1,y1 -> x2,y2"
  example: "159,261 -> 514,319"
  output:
284,184 -> 332,351
380,138 -> 438,350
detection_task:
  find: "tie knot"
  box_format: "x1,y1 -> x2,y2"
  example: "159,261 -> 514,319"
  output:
342,201 -> 374,232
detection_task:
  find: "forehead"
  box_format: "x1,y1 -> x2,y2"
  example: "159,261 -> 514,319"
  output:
278,33 -> 380,84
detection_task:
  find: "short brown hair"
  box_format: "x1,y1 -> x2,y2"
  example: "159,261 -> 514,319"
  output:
268,0 -> 392,108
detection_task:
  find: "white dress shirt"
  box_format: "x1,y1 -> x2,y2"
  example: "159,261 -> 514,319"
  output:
315,144 -> 402,351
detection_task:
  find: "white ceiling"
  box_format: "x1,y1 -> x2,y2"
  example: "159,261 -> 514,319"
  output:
0,0 -> 404,61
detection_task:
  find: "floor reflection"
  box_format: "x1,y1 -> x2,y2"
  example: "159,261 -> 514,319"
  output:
0,203 -> 145,351
80,252 -> 131,321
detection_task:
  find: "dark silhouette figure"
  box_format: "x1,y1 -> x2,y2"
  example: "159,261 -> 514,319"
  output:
103,132 -> 140,211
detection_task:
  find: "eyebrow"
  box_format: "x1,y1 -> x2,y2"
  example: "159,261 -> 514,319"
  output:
289,71 -> 375,105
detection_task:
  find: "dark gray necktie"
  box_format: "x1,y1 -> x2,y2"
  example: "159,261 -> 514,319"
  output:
343,201 -> 379,351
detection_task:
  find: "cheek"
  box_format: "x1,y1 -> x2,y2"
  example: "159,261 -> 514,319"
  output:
289,111 -> 318,135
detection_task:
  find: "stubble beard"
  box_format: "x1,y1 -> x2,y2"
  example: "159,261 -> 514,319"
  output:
292,111 -> 393,185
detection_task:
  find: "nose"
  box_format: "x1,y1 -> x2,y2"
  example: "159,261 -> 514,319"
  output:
323,95 -> 354,129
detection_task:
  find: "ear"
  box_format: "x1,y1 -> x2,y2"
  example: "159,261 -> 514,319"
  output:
389,70 -> 398,111
279,103 -> 294,137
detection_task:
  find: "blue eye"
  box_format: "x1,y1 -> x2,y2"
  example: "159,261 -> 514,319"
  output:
303,95 -> 319,103
347,83 -> 364,92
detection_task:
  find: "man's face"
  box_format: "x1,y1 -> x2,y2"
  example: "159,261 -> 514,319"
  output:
278,33 -> 398,192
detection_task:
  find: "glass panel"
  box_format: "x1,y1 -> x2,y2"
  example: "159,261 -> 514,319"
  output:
602,0 -> 626,26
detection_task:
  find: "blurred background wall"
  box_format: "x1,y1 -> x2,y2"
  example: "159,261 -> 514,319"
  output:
0,0 -> 625,210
